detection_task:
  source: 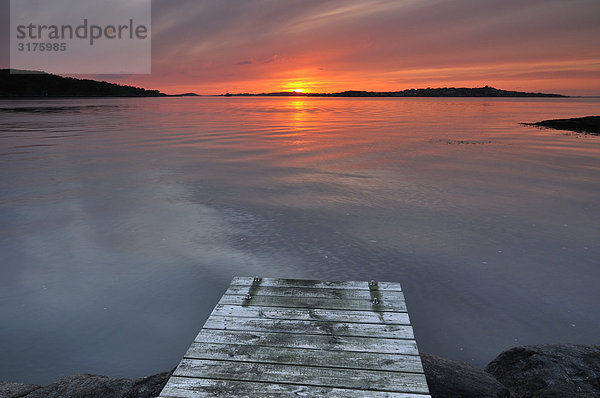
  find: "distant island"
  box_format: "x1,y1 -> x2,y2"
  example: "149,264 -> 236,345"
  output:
0,70 -> 198,98
223,86 -> 566,97
1,70 -> 565,98
523,116 -> 600,135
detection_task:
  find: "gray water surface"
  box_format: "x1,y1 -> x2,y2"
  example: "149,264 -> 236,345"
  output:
1,97 -> 599,384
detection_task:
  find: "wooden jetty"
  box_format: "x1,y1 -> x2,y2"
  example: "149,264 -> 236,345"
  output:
159,277 -> 430,397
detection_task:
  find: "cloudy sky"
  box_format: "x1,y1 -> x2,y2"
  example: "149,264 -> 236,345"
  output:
2,0 -> 599,95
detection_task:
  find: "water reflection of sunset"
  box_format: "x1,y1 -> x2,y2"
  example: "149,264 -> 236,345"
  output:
287,99 -> 311,151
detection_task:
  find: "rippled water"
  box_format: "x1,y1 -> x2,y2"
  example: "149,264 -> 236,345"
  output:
1,97 -> 599,384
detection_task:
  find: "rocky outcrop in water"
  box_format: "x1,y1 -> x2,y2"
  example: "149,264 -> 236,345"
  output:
421,352 -> 509,397
0,372 -> 171,398
523,116 -> 600,135
0,382 -> 41,398
486,344 -> 600,397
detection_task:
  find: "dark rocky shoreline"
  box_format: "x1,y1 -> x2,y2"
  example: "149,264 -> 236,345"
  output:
0,372 -> 173,398
2,344 -> 599,397
423,344 -> 600,397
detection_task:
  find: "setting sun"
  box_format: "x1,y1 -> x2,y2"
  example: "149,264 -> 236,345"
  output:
283,80 -> 314,93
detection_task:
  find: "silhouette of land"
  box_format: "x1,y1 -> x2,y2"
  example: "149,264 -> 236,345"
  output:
0,70 -> 565,98
523,116 -> 600,135
223,86 -> 566,97
0,69 -> 166,97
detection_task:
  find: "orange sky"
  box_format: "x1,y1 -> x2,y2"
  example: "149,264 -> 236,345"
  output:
3,0 -> 599,95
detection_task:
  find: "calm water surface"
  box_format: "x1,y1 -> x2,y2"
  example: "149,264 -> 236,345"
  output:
1,97 -> 599,384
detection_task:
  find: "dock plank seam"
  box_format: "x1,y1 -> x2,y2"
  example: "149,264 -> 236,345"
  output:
166,375 -> 429,395
178,356 -> 428,375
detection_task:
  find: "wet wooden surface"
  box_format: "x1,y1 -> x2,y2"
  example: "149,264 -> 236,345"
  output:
159,277 -> 430,397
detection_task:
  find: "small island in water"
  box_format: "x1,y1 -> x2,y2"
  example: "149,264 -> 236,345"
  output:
523,116 -> 600,135
224,86 -> 566,97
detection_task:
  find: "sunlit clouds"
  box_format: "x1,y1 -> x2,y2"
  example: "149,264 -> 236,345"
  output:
3,0 -> 597,95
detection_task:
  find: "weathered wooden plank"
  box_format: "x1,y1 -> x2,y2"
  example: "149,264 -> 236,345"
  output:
231,276 -> 402,291
225,285 -> 403,300
173,359 -> 430,394
211,304 -> 410,324
203,316 -> 415,339
159,377 -> 431,398
194,329 -> 419,355
184,342 -> 425,373
160,277 -> 429,397
219,294 -> 407,312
